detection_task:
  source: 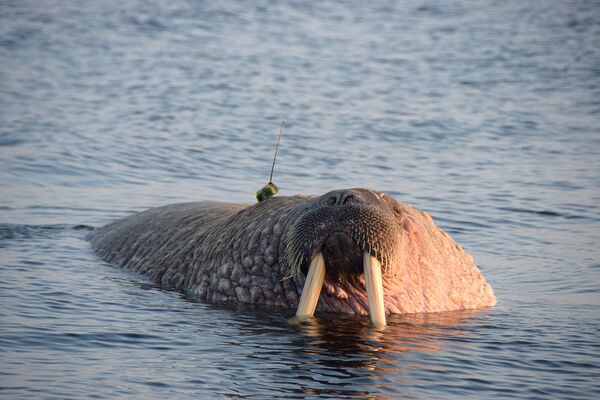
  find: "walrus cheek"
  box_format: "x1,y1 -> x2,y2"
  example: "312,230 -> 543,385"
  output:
295,251 -> 387,328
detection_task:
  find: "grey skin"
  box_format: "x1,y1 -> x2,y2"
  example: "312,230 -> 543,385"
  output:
88,188 -> 496,315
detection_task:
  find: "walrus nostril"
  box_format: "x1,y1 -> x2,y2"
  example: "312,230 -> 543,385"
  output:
326,191 -> 358,206
342,194 -> 357,204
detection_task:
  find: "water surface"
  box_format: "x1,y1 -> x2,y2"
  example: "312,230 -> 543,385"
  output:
1,0 -> 599,398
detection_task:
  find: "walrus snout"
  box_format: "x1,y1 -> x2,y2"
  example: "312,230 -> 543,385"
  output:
287,189 -> 401,327
284,188 -> 401,279
323,232 -> 363,277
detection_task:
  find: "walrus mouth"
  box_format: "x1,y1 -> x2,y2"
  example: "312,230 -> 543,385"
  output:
295,252 -> 386,328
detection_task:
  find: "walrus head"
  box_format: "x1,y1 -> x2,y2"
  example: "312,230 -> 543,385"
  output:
281,188 -> 495,327
284,188 -> 404,326
285,188 -> 401,277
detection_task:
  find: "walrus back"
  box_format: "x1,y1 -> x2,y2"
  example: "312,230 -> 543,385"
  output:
87,202 -> 246,288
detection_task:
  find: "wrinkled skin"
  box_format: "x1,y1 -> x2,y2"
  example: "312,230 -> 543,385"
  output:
88,188 -> 496,315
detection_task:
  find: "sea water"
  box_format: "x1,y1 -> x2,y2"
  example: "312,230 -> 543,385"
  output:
1,1 -> 599,398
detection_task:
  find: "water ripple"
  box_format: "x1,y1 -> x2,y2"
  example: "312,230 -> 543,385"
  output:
1,0 -> 599,398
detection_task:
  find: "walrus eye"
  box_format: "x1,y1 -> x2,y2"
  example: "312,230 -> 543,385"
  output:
326,197 -> 336,206
392,204 -> 402,215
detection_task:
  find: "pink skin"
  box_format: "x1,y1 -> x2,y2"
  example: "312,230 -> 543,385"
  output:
300,201 -> 496,315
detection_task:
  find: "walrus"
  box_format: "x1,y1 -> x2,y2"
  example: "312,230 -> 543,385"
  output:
87,188 -> 496,327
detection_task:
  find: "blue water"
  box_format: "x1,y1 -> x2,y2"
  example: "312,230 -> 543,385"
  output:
1,0 -> 599,398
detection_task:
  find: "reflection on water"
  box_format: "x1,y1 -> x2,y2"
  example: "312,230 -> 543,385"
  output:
293,310 -> 479,359
291,312 -> 477,398
233,307 -> 494,398
1,0 -> 599,398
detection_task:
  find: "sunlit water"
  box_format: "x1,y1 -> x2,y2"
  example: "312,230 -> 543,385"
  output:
1,0 -> 599,398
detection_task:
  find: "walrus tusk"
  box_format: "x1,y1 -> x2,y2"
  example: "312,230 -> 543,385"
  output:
364,252 -> 386,328
296,252 -> 326,317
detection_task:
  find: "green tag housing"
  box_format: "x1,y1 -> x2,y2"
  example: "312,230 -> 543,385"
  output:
255,182 -> 279,202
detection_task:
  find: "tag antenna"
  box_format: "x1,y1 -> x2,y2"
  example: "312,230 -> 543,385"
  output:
269,121 -> 285,183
